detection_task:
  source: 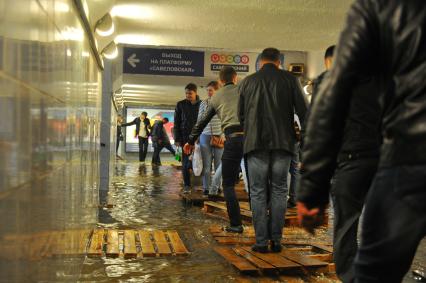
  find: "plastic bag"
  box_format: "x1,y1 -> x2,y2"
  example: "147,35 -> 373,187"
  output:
192,143 -> 203,176
175,147 -> 182,162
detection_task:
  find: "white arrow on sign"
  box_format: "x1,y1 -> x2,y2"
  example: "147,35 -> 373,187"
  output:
127,53 -> 140,68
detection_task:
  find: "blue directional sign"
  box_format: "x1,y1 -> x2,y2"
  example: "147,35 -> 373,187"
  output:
123,47 -> 205,77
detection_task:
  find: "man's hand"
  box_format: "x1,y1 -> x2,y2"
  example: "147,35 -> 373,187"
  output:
297,202 -> 325,235
183,143 -> 194,155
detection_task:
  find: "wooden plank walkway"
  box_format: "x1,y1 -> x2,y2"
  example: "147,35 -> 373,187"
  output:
214,246 -> 333,275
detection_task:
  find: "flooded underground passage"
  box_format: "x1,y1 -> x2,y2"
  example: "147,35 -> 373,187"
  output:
0,0 -> 425,282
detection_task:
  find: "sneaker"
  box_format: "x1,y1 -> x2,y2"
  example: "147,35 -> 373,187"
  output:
183,186 -> 191,194
224,225 -> 244,233
203,190 -> 209,196
140,161 -> 145,165
270,241 -> 282,253
251,245 -> 269,253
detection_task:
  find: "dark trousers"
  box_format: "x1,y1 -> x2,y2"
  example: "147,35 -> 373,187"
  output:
330,157 -> 378,283
152,142 -> 175,165
221,135 -> 243,227
138,137 -> 148,162
116,137 -> 120,154
182,151 -> 192,186
354,164 -> 426,283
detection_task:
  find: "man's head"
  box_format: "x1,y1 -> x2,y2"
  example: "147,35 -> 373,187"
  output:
260,48 -> 281,68
206,81 -> 219,98
162,117 -> 169,124
117,115 -> 123,123
185,83 -> 197,103
219,66 -> 237,85
140,111 -> 148,119
324,45 -> 336,70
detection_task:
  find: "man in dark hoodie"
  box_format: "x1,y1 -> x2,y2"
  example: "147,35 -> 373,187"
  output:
151,117 -> 176,166
121,111 -> 152,164
174,83 -> 201,192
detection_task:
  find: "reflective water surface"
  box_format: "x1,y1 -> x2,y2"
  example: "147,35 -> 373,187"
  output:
79,160 -> 425,283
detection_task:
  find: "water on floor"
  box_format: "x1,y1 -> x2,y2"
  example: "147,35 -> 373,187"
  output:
78,157 -> 425,283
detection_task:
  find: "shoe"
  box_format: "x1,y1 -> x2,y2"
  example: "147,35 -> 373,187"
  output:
270,241 -> 282,253
140,161 -> 145,165
251,245 -> 269,253
183,186 -> 191,194
224,225 -> 244,233
203,190 -> 209,196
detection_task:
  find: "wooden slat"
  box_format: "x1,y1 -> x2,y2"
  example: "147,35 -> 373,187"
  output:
88,229 -> 104,256
106,229 -> 119,257
77,230 -> 91,254
311,243 -> 333,254
124,230 -> 137,258
153,231 -> 172,255
308,253 -> 333,262
233,247 -> 275,270
166,231 -> 189,255
138,231 -> 156,257
214,247 -> 259,272
280,250 -> 328,267
215,236 -> 256,245
241,247 -> 300,270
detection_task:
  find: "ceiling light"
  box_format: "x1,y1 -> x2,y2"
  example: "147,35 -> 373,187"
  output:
110,4 -> 154,20
95,13 -> 115,37
101,41 -> 118,59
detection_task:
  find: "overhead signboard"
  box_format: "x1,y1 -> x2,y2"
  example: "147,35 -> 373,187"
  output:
123,47 -> 205,77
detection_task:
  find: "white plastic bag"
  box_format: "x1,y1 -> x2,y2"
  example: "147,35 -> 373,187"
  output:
192,143 -> 203,176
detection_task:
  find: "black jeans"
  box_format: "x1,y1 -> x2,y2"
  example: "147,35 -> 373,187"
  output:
116,137 -> 120,154
221,135 -> 243,227
330,157 -> 378,283
138,137 -> 148,162
182,151 -> 191,187
152,142 -> 175,165
354,164 -> 426,283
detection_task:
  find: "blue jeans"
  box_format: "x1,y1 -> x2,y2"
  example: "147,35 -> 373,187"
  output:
210,159 -> 248,194
247,150 -> 292,246
354,164 -> 426,283
199,134 -> 223,191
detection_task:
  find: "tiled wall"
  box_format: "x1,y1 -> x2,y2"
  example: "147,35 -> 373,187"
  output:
0,0 -> 101,281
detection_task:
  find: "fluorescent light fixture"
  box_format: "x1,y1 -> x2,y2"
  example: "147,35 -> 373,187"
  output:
82,51 -> 90,57
66,49 -> 72,57
101,41 -> 118,60
115,34 -> 154,45
110,4 -> 154,20
95,13 -> 115,37
54,2 -> 70,12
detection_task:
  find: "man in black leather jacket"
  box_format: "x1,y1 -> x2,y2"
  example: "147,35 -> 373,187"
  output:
121,111 -> 151,163
311,45 -> 335,104
297,1 -> 426,282
239,48 -> 308,252
174,83 -> 201,192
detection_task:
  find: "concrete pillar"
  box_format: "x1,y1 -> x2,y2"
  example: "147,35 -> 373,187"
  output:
99,60 -> 113,203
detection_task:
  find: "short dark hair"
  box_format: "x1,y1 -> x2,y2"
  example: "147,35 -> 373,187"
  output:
141,111 -> 148,116
324,45 -> 336,59
219,66 -> 237,84
162,117 -> 169,123
260,48 -> 281,62
206,81 -> 219,90
185,83 -> 197,92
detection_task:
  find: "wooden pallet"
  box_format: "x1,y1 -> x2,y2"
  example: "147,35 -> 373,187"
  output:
87,229 -> 190,258
214,246 -> 332,275
180,184 -> 249,205
209,225 -> 333,258
0,229 -> 189,260
204,201 -> 303,226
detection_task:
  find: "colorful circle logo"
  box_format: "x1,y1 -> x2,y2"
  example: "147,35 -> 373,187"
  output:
211,54 -> 220,63
210,54 -> 250,65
